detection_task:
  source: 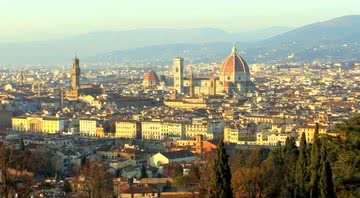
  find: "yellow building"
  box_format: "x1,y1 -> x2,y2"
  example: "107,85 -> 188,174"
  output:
12,116 -> 64,134
141,121 -> 162,140
12,117 -> 27,131
298,124 -> 327,143
256,132 -> 290,146
115,121 -> 141,139
79,119 -> 97,136
41,117 -> 65,134
240,115 -> 273,124
185,122 -> 213,140
161,122 -> 184,140
164,100 -> 208,109
224,126 -> 256,144
141,121 -> 184,140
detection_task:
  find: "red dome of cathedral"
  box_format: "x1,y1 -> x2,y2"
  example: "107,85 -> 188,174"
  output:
221,44 -> 250,74
143,70 -> 159,82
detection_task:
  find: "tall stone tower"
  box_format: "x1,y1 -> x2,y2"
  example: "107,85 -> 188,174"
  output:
71,57 -> 80,91
188,65 -> 194,97
173,57 -> 184,94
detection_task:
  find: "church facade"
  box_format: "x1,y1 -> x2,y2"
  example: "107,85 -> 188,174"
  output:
173,44 -> 255,96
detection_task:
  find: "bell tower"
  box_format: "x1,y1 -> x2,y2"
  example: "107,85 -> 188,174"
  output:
71,56 -> 80,91
173,57 -> 184,94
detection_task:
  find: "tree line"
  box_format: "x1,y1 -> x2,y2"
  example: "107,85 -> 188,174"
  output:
205,114 -> 360,197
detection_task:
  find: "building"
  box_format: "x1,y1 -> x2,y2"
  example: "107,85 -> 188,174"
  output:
115,121 -> 141,139
173,57 -> 184,93
172,44 -> 255,96
143,70 -> 160,88
66,57 -> 81,100
141,121 -> 185,140
12,116 -> 64,134
298,124 -> 327,143
42,117 -> 65,134
141,121 -> 162,140
12,116 -> 27,131
79,119 -> 97,136
164,100 -> 208,109
149,150 -> 199,167
185,122 -> 214,140
224,126 -> 256,144
65,57 -> 103,100
256,132 -> 291,146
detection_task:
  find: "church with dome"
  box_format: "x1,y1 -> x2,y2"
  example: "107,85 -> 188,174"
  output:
172,44 -> 255,96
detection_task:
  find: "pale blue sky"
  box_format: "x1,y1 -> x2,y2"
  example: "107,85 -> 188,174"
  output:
1,0 -> 359,42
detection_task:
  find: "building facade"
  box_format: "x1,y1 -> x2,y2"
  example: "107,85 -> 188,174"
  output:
115,121 -> 141,139
79,119 -> 97,136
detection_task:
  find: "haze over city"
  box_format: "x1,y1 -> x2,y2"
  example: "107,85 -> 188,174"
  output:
0,1 -> 359,198
1,0 -> 360,42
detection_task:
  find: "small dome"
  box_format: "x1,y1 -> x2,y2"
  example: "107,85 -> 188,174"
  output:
143,70 -> 159,82
221,44 -> 250,74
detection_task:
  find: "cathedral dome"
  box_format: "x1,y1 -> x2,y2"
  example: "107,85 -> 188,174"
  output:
221,44 -> 250,74
143,70 -> 159,82
143,70 -> 160,88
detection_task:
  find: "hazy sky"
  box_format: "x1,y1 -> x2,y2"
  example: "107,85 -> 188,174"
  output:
1,0 -> 359,42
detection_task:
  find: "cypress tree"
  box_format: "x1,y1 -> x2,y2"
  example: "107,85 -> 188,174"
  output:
140,165 -> 148,179
309,123 -> 321,197
282,137 -> 298,197
295,133 -> 309,197
319,146 -> 336,198
208,140 -> 233,198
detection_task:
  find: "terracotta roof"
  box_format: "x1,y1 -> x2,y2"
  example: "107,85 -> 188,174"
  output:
221,44 -> 250,74
161,150 -> 195,159
144,70 -> 160,82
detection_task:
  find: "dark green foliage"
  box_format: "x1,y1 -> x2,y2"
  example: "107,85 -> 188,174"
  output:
261,143 -> 285,197
63,180 -> 72,193
282,137 -> 299,197
208,140 -> 233,198
309,123 -> 321,197
140,165 -> 148,179
295,133 -> 310,197
319,146 -> 336,198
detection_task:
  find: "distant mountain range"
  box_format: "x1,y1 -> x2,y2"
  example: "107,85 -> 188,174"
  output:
0,15 -> 359,65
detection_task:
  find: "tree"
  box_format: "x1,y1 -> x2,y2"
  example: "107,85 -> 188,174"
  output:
280,137 -> 299,197
80,160 -> 113,198
208,140 -> 233,198
309,123 -> 321,197
0,144 -> 12,197
261,143 -> 285,197
63,179 -> 72,193
174,164 -> 183,178
188,164 -> 201,182
319,146 -> 335,198
140,165 -> 148,179
295,133 -> 309,197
